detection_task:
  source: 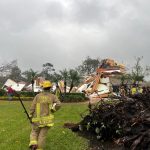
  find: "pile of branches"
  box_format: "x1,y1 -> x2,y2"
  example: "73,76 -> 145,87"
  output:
64,93 -> 150,150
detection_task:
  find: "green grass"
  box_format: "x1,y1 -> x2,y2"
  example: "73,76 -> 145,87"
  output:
0,101 -> 89,150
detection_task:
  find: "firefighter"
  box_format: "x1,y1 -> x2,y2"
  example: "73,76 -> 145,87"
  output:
131,84 -> 137,95
120,85 -> 126,97
7,86 -> 14,101
29,80 -> 61,150
55,84 -> 61,99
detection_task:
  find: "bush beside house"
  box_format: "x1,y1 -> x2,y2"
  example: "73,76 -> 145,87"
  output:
0,90 -> 88,102
60,93 -> 89,102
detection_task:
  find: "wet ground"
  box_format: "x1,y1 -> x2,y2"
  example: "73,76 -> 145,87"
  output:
89,140 -> 123,150
77,132 -> 123,150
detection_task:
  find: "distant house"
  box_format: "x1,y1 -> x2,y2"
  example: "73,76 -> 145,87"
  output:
3,79 -> 26,91
25,77 -> 45,92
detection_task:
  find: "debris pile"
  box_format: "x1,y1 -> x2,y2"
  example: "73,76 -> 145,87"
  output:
77,58 -> 125,99
64,93 -> 150,150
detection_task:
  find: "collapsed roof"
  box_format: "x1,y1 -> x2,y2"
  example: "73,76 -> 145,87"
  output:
97,58 -> 125,74
77,58 -> 126,98
3,79 -> 26,91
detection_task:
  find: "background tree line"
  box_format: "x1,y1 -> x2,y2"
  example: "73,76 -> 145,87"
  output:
0,56 -> 149,90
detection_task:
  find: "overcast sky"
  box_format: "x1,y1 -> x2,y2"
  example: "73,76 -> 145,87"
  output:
0,0 -> 150,73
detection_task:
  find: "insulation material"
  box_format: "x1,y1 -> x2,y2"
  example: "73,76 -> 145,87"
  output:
88,84 -> 110,99
77,84 -> 88,93
100,77 -> 110,84
96,84 -> 110,94
91,75 -> 100,93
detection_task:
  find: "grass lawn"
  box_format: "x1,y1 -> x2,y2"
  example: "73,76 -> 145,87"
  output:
0,100 -> 89,150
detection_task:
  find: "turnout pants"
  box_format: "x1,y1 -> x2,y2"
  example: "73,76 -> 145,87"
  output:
29,124 -> 50,150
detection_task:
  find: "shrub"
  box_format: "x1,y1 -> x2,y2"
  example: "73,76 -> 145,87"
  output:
0,96 -> 33,101
60,93 -> 88,102
18,91 -> 36,97
0,90 -> 36,97
0,89 -> 7,96
0,91 -> 36,100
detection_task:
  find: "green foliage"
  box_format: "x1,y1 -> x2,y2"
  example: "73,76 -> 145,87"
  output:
18,91 -> 35,97
79,101 -> 124,141
77,56 -> 100,75
131,56 -> 150,82
0,96 -> 33,100
9,65 -> 22,82
119,73 -> 132,84
59,69 -> 82,94
60,69 -> 69,94
0,60 -> 23,82
68,69 -> 81,93
41,62 -> 55,80
0,89 -> 6,96
61,93 -> 88,102
51,72 -> 62,83
22,68 -> 38,82
0,91 -> 35,97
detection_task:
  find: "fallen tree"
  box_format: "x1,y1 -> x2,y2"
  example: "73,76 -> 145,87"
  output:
64,93 -> 150,150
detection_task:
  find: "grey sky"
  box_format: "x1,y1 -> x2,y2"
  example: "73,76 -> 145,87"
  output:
0,0 -> 150,72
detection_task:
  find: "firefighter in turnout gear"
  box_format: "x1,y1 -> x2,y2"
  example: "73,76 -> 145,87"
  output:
55,85 -> 61,99
29,80 -> 61,150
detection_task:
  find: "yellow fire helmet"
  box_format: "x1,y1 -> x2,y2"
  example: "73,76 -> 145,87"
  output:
42,80 -> 52,88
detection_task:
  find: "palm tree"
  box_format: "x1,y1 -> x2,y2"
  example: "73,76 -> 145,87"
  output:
41,63 -> 55,80
60,69 -> 68,94
51,72 -> 62,95
68,69 -> 81,93
22,69 -> 38,91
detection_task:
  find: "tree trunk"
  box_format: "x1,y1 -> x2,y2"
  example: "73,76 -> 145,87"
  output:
64,81 -> 67,94
69,81 -> 74,93
31,79 -> 34,92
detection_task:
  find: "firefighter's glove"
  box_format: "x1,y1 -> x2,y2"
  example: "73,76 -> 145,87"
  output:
51,109 -> 55,113
51,103 -> 56,113
29,114 -> 33,120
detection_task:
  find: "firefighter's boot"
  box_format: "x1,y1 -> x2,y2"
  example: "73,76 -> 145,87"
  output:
30,145 -> 38,150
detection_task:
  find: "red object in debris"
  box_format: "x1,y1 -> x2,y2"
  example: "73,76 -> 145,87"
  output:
7,86 -> 14,94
